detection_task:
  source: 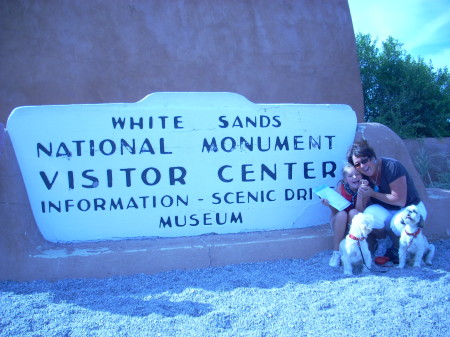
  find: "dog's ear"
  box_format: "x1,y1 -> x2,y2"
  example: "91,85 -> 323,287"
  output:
418,215 -> 425,228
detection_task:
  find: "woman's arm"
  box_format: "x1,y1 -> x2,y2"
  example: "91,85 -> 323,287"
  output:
362,176 -> 407,207
355,189 -> 369,212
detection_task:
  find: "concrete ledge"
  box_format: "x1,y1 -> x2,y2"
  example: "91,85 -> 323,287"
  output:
6,225 -> 332,282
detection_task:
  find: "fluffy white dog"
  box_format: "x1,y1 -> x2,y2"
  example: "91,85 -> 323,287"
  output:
339,213 -> 375,275
398,205 -> 435,269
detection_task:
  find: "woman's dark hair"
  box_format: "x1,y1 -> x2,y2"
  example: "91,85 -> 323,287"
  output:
347,140 -> 377,165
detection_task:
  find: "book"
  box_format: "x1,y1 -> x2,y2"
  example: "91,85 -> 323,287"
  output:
313,184 -> 351,211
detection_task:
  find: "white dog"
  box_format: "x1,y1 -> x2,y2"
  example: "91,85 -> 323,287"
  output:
339,213 -> 375,275
398,205 -> 435,268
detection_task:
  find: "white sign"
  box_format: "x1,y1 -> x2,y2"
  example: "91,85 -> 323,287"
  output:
7,92 -> 357,242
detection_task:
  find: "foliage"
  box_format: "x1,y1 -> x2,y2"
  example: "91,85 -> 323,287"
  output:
413,145 -> 450,189
414,146 -> 435,187
355,33 -> 450,138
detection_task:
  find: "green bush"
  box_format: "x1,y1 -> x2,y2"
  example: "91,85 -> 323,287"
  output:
356,33 -> 450,138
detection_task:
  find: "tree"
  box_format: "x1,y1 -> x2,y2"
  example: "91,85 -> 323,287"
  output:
355,33 -> 450,138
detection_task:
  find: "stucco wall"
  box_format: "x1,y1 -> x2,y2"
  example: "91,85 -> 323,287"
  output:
403,138 -> 450,187
0,0 -> 383,281
0,0 -> 364,124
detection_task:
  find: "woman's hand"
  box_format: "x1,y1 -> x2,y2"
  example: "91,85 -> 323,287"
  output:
358,183 -> 373,198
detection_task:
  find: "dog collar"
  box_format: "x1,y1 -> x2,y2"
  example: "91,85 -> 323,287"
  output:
405,228 -> 421,238
349,234 -> 365,241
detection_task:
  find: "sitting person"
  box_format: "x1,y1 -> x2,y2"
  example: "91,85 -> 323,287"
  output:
321,163 -> 369,267
347,140 -> 427,263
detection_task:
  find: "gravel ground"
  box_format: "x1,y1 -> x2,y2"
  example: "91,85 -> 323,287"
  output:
1,239 -> 449,337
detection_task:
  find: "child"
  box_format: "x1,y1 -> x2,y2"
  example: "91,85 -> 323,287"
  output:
321,163 -> 369,267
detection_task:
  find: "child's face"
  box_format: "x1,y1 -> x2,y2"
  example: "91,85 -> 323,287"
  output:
344,168 -> 362,190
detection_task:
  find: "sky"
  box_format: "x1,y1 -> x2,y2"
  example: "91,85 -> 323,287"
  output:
348,0 -> 450,70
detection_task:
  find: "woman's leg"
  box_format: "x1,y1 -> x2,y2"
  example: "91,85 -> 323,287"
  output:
364,204 -> 394,233
364,204 -> 395,253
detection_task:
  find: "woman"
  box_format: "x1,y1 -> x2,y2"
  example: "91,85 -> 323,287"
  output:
346,140 -> 427,262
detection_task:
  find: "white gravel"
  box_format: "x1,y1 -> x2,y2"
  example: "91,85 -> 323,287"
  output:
1,239 -> 449,337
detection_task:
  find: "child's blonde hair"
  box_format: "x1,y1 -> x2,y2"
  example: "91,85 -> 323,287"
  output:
342,163 -> 356,177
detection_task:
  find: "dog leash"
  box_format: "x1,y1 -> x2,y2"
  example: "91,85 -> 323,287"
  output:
348,234 -> 389,273
358,229 -> 420,272
373,238 -> 415,270
357,242 -> 389,274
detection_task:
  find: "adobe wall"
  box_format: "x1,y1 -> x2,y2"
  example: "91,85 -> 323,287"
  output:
403,138 -> 450,187
0,0 -> 364,124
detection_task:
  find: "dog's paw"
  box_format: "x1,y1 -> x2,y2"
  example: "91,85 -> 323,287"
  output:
396,264 -> 405,269
425,261 -> 433,266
